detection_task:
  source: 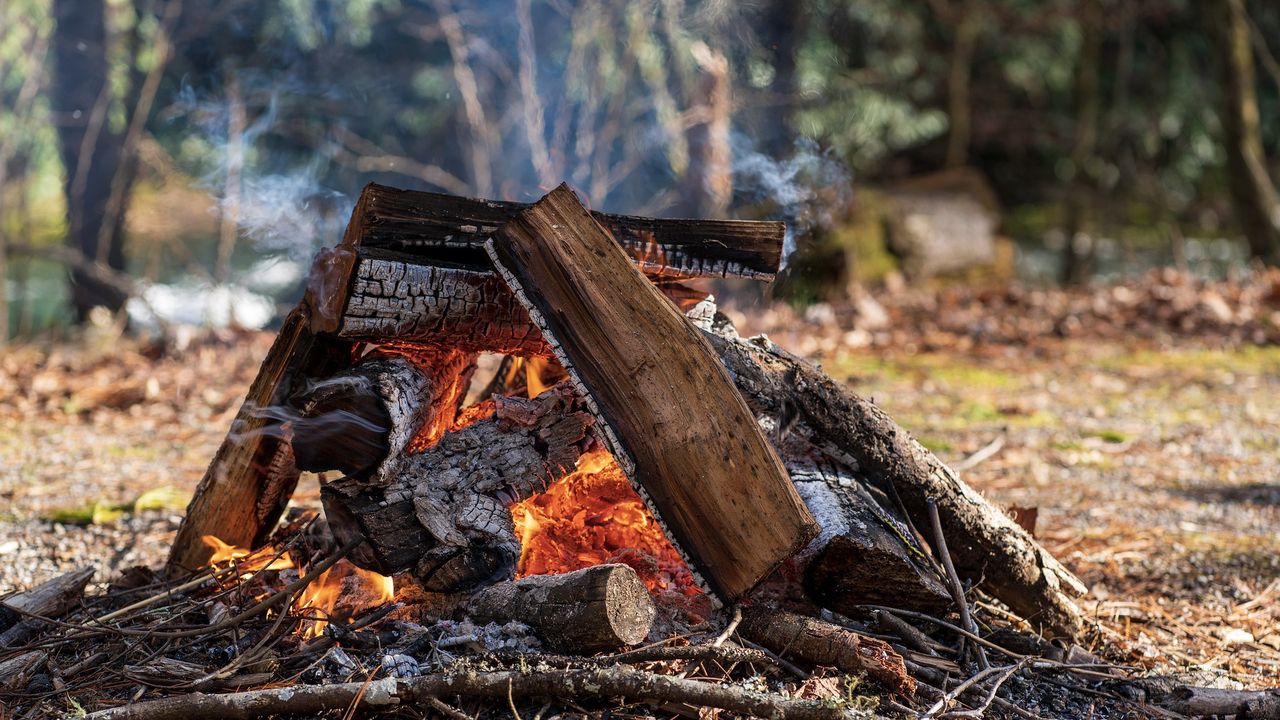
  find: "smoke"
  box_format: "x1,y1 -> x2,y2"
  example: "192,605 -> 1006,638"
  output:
169,80 -> 352,265
732,137 -> 852,267
236,170 -> 349,263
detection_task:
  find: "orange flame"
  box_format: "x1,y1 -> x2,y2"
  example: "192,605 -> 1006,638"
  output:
293,560 -> 395,639
201,535 -> 294,572
509,449 -> 701,598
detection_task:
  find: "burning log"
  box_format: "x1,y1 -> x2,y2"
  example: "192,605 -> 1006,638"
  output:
344,182 -> 784,279
316,247 -> 710,355
288,349 -> 476,485
738,608 -> 915,696
485,184 -> 818,602
321,382 -> 594,590
463,564 -> 655,653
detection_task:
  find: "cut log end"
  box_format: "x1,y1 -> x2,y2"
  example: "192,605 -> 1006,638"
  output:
469,564 -> 656,653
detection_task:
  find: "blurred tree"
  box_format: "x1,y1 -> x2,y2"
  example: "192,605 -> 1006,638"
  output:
1207,0 -> 1280,264
1060,0 -> 1103,284
49,0 -> 129,319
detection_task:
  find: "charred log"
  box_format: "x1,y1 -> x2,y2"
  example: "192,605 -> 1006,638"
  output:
321,382 -> 594,591
345,182 -> 784,279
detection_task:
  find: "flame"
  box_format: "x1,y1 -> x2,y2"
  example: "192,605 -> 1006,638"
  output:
201,535 -> 294,572
524,357 -> 552,398
293,560 -> 394,639
509,449 -> 701,598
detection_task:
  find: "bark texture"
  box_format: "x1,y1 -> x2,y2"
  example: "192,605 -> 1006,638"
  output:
706,329 -> 1088,639
466,564 -> 655,652
739,608 -> 915,696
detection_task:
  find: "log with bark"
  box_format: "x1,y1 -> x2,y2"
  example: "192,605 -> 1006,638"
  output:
485,184 -> 818,602
0,567 -> 94,647
705,329 -> 1088,639
462,564 -> 655,653
738,607 -> 915,696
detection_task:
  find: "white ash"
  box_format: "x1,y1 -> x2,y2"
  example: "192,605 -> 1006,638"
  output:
431,618 -> 542,655
380,653 -> 421,678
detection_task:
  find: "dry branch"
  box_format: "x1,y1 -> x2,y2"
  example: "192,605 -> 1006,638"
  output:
739,607 -> 915,696
84,665 -> 870,720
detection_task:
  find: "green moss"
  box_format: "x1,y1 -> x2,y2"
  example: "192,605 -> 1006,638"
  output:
1091,429 -> 1129,444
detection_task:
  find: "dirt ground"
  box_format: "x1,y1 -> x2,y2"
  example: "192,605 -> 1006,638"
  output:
2,288 -> 1278,688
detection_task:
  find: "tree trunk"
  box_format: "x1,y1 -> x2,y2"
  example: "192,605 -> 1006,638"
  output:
944,0 -> 981,169
49,0 -> 129,320
1209,0 -> 1280,264
1060,0 -> 1102,285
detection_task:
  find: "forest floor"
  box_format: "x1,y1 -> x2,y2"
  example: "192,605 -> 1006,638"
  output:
2,276 -> 1278,689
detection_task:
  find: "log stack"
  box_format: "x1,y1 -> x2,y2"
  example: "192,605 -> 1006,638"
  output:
167,180 -> 1089,663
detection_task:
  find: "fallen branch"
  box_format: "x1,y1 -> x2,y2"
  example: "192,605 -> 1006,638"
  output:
738,607 -> 915,696
84,665 -> 872,720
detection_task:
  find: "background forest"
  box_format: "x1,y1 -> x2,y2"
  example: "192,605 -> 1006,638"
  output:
3,0 -> 1280,336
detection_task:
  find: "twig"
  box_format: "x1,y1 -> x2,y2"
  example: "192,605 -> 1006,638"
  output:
735,637 -> 810,679
86,569 -> 225,627
83,666 -> 862,720
713,606 -> 742,647
953,435 -> 1005,472
604,644 -> 776,667
927,498 -> 989,670
939,659 -> 1029,719
428,697 -> 473,720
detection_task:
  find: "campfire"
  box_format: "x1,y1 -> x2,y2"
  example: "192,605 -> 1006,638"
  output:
10,181 -> 1258,720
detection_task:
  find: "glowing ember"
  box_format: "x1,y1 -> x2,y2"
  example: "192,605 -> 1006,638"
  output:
510,449 -> 701,598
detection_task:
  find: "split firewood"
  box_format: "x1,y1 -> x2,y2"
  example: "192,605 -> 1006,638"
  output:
486,184 -> 818,602
0,567 -> 94,647
321,382 -> 594,590
462,564 -> 655,653
84,665 -> 865,720
705,329 -> 1089,639
787,457 -> 951,616
738,608 -> 915,696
